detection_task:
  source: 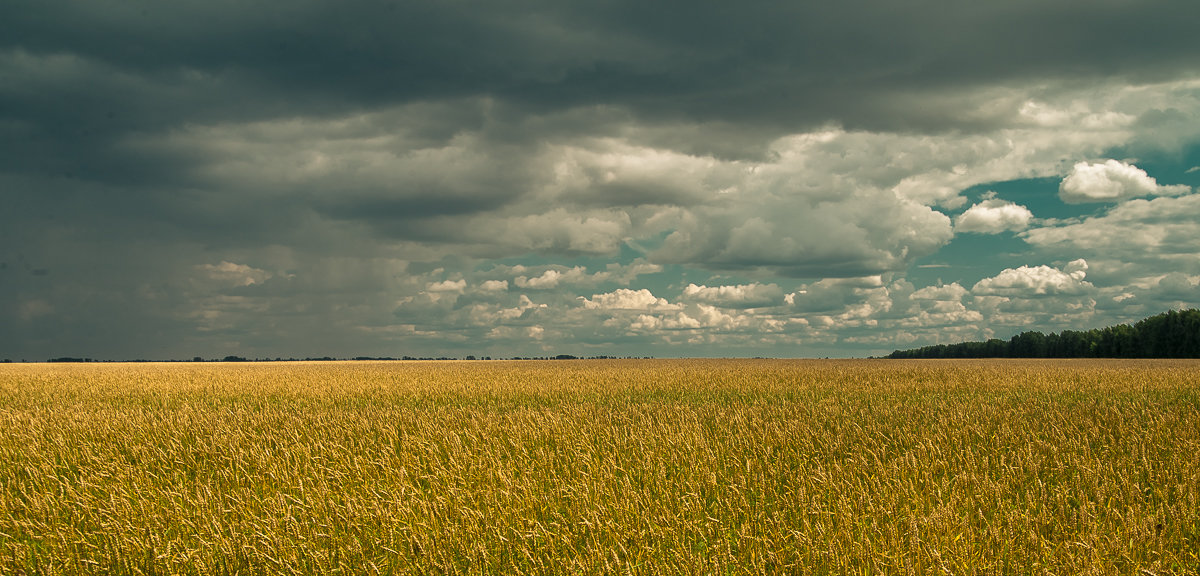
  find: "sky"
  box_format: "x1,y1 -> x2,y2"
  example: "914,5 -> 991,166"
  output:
4,0 -> 1200,360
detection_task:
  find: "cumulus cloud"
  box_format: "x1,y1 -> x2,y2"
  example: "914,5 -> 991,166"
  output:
580,289 -> 680,311
1059,160 -> 1191,203
954,195 -> 1034,234
551,141 -> 737,207
623,303 -> 756,335
478,279 -> 509,292
1023,193 -> 1200,272
693,304 -> 749,331
911,283 -> 969,301
426,279 -> 467,293
507,262 -> 664,290
479,295 -> 546,323
654,196 -> 953,277
630,313 -> 702,332
680,283 -> 785,308
972,260 -> 1092,296
515,268 -> 581,289
956,260 -> 1099,330
785,276 -> 886,313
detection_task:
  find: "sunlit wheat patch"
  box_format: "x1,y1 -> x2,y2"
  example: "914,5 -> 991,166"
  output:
0,360 -> 1197,574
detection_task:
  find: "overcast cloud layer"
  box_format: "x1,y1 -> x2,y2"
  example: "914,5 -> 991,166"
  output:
4,0 -> 1200,359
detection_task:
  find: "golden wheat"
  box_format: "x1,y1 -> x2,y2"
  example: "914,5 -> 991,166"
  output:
0,359 -> 1197,574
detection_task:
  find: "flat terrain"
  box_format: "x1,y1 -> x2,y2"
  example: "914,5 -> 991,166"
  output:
1,359 -> 1197,574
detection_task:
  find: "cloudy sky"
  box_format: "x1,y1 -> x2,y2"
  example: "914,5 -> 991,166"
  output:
4,0 -> 1200,360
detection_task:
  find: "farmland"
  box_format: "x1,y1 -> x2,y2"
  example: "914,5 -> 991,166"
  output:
1,359 -> 1198,574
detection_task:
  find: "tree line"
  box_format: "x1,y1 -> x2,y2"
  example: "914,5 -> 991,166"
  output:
887,309 -> 1200,359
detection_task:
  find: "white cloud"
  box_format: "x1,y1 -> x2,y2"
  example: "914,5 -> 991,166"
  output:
910,283 -> 969,301
656,200 -> 952,276
954,196 -> 1034,234
1058,160 -> 1190,204
680,283 -> 785,308
580,288 -> 680,311
628,314 -> 662,331
623,303 -> 756,335
515,268 -> 572,289
500,261 -> 660,291
1023,193 -> 1200,274
480,294 -> 546,323
550,139 -> 740,207
693,304 -> 748,330
972,260 -> 1092,297
479,279 -> 509,292
883,280 -> 983,332
959,260 -> 1100,331
516,267 -> 590,290
630,313 -> 702,331
426,279 -> 467,293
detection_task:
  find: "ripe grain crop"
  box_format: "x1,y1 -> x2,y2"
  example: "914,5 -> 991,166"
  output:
0,359 -> 1197,574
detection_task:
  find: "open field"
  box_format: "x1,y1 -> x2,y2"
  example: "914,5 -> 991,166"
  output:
1,359 -> 1198,575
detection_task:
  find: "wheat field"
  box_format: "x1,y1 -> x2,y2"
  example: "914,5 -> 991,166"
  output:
0,359 -> 1197,575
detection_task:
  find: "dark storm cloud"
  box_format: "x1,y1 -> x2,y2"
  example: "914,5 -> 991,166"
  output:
4,0 -> 1200,360
6,0 -> 1200,136
3,0 -> 1195,251
4,0 -> 1198,195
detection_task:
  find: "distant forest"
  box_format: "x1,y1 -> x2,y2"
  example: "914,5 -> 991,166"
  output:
888,309 -> 1200,359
